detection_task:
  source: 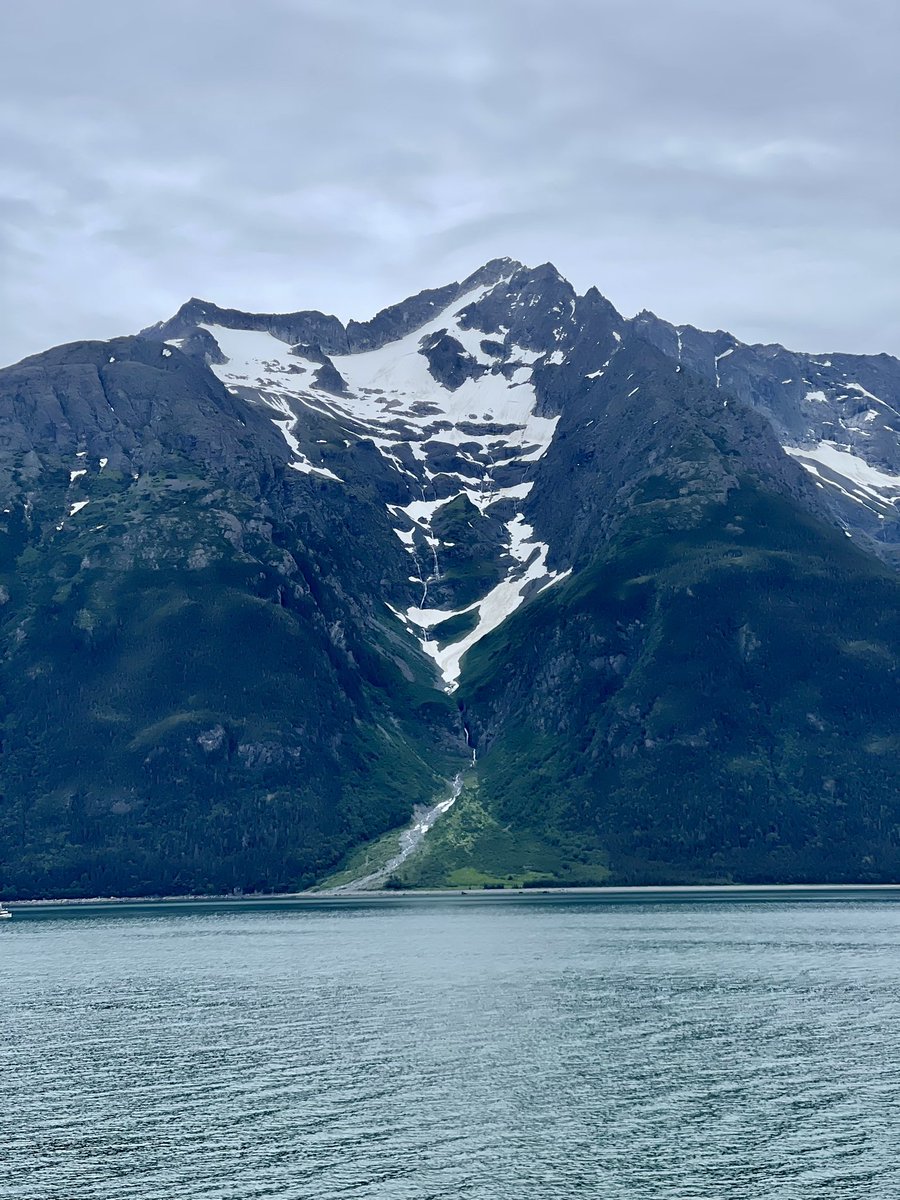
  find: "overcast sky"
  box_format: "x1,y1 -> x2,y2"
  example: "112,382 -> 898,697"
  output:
2,0 -> 899,365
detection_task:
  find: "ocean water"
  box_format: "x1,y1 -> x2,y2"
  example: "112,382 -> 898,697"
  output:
2,892 -> 899,1199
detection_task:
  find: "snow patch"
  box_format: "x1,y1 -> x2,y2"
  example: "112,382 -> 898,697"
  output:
785,441 -> 900,509
405,510 -> 569,690
714,347 -> 734,389
393,527 -> 416,547
538,567 -> 572,593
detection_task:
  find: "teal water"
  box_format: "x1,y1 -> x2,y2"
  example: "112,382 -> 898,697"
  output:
2,893 -> 899,1199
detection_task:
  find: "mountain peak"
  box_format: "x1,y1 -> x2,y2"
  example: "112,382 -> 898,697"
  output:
464,256 -> 524,284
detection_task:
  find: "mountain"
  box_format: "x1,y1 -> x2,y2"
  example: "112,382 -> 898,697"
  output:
2,260 -> 900,897
631,309 -> 900,564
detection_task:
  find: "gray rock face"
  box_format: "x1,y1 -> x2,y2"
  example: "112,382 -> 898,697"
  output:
0,336 -> 288,498
630,310 -> 900,560
144,298 -> 350,356
345,258 -> 519,353
522,335 -> 831,571
143,258 -> 523,362
420,330 -> 486,391
13,258 -> 900,630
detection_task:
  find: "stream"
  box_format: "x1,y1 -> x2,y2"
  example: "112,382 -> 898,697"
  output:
327,774 -> 463,892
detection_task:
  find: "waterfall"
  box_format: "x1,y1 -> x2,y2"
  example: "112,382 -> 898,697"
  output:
464,724 -> 477,765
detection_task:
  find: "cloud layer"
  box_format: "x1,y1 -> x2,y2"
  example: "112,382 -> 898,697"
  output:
2,0 -> 899,364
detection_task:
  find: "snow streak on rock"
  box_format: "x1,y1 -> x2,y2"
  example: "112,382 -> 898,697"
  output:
784,442 -> 900,518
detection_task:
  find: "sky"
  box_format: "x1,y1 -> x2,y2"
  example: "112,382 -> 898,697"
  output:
1,0 -> 899,366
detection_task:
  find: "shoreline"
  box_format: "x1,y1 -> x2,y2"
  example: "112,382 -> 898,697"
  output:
7,881 -> 900,909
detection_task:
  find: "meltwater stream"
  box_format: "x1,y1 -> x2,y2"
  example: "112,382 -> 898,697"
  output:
3,894 -> 900,1200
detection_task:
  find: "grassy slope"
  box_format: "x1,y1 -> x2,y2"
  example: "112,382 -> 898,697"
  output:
396,776 -> 611,888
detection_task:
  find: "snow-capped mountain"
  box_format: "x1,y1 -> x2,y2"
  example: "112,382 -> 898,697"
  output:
143,258 -> 900,690
148,261 -> 593,688
4,258 -> 900,899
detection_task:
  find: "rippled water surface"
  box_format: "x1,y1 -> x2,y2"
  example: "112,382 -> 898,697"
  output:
3,893 -> 900,1199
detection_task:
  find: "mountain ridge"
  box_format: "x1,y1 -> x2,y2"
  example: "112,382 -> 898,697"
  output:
140,258 -> 900,566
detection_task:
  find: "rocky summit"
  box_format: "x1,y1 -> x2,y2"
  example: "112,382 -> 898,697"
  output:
3,259 -> 900,898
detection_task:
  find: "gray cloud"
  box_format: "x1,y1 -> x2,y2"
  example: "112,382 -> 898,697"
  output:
1,0 -> 899,364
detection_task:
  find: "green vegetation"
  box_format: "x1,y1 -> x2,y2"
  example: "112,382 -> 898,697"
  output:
459,482 -> 900,885
396,778 -> 610,888
0,464 -> 461,899
311,821 -> 409,890
429,495 -> 509,608
11,467 -> 899,896
430,607 -> 479,647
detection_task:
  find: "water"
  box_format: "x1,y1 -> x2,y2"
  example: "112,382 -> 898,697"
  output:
2,892 -> 899,1199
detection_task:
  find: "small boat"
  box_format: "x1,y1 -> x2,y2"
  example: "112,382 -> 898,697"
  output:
0,905 -> 11,920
